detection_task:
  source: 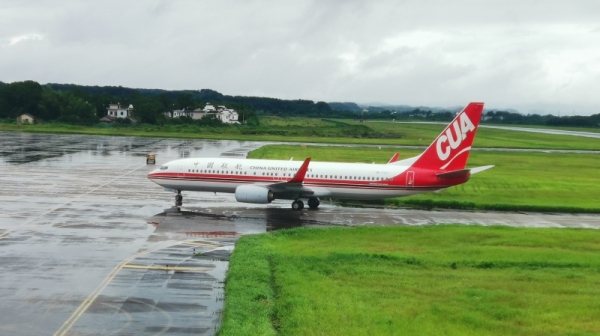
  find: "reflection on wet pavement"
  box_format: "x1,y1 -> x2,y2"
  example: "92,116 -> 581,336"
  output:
0,132 -> 264,336
1,132 -> 599,336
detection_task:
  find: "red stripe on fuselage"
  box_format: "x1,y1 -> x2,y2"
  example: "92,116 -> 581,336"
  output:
148,173 -> 449,190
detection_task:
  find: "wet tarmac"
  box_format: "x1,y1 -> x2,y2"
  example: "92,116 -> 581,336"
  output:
1,131 -> 599,335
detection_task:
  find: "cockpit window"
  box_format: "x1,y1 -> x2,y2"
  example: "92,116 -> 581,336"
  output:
160,166 -> 168,170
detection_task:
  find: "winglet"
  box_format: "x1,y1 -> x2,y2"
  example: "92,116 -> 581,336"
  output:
387,152 -> 400,164
288,158 -> 311,183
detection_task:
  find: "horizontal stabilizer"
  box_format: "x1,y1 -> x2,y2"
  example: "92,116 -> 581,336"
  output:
390,154 -> 421,166
387,153 -> 400,164
436,169 -> 471,179
470,165 -> 494,174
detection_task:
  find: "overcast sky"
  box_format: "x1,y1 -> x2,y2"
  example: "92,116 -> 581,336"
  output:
2,0 -> 600,115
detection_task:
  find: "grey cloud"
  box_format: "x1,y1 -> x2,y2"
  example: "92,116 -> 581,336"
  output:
1,0 -> 600,114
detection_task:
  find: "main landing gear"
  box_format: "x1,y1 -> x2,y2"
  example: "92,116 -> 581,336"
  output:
292,200 -> 304,210
308,197 -> 320,209
291,197 -> 320,210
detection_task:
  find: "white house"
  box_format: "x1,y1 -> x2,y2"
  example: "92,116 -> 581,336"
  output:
172,109 -> 193,118
190,108 -> 208,120
107,103 -> 133,119
167,103 -> 240,124
218,109 -> 239,124
17,113 -> 37,124
203,103 -> 216,112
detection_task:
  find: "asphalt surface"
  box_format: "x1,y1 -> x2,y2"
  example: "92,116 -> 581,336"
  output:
1,131 -> 599,335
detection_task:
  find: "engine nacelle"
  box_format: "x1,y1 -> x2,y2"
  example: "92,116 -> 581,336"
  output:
235,185 -> 275,204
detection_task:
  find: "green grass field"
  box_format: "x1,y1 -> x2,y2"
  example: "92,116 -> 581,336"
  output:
355,120 -> 600,150
219,226 -> 600,336
2,118 -> 600,150
248,145 -> 600,211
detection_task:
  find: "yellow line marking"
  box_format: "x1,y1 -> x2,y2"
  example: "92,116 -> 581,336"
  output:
122,264 -> 211,272
182,241 -> 221,248
55,241 -> 228,335
53,242 -> 174,336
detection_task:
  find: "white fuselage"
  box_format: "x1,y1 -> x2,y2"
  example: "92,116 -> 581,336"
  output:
148,157 -> 446,200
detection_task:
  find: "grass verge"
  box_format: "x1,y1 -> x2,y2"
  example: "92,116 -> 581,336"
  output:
2,118 -> 600,150
219,226 -> 600,336
249,145 -> 600,212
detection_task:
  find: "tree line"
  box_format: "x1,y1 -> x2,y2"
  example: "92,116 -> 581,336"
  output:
351,108 -> 600,128
1,80 -> 598,128
0,81 -> 348,125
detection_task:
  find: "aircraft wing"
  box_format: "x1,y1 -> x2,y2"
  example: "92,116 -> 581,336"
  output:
265,158 -> 331,197
266,157 -> 311,189
287,157 -> 311,183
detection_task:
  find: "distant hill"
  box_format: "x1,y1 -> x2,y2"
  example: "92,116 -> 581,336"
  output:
328,102 -> 362,112
329,102 -> 525,115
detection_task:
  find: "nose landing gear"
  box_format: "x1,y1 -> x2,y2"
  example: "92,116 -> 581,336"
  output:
175,190 -> 183,208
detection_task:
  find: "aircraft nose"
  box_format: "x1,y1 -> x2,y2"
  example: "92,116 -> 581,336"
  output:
148,168 -> 160,179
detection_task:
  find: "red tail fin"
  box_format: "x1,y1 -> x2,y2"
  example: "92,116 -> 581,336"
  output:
411,102 -> 484,171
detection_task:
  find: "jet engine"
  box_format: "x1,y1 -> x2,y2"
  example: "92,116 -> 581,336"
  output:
235,185 -> 275,204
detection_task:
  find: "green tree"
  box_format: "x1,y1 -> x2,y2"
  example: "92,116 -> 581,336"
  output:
135,97 -> 166,124
58,92 -> 97,125
0,80 -> 43,119
176,93 -> 196,110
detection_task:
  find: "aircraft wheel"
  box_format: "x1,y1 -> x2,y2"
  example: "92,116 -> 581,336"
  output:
308,197 -> 320,209
292,200 -> 304,210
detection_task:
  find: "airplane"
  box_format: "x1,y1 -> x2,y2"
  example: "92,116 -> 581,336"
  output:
148,102 -> 493,210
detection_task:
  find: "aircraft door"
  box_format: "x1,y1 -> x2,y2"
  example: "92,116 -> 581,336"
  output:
406,171 -> 415,188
